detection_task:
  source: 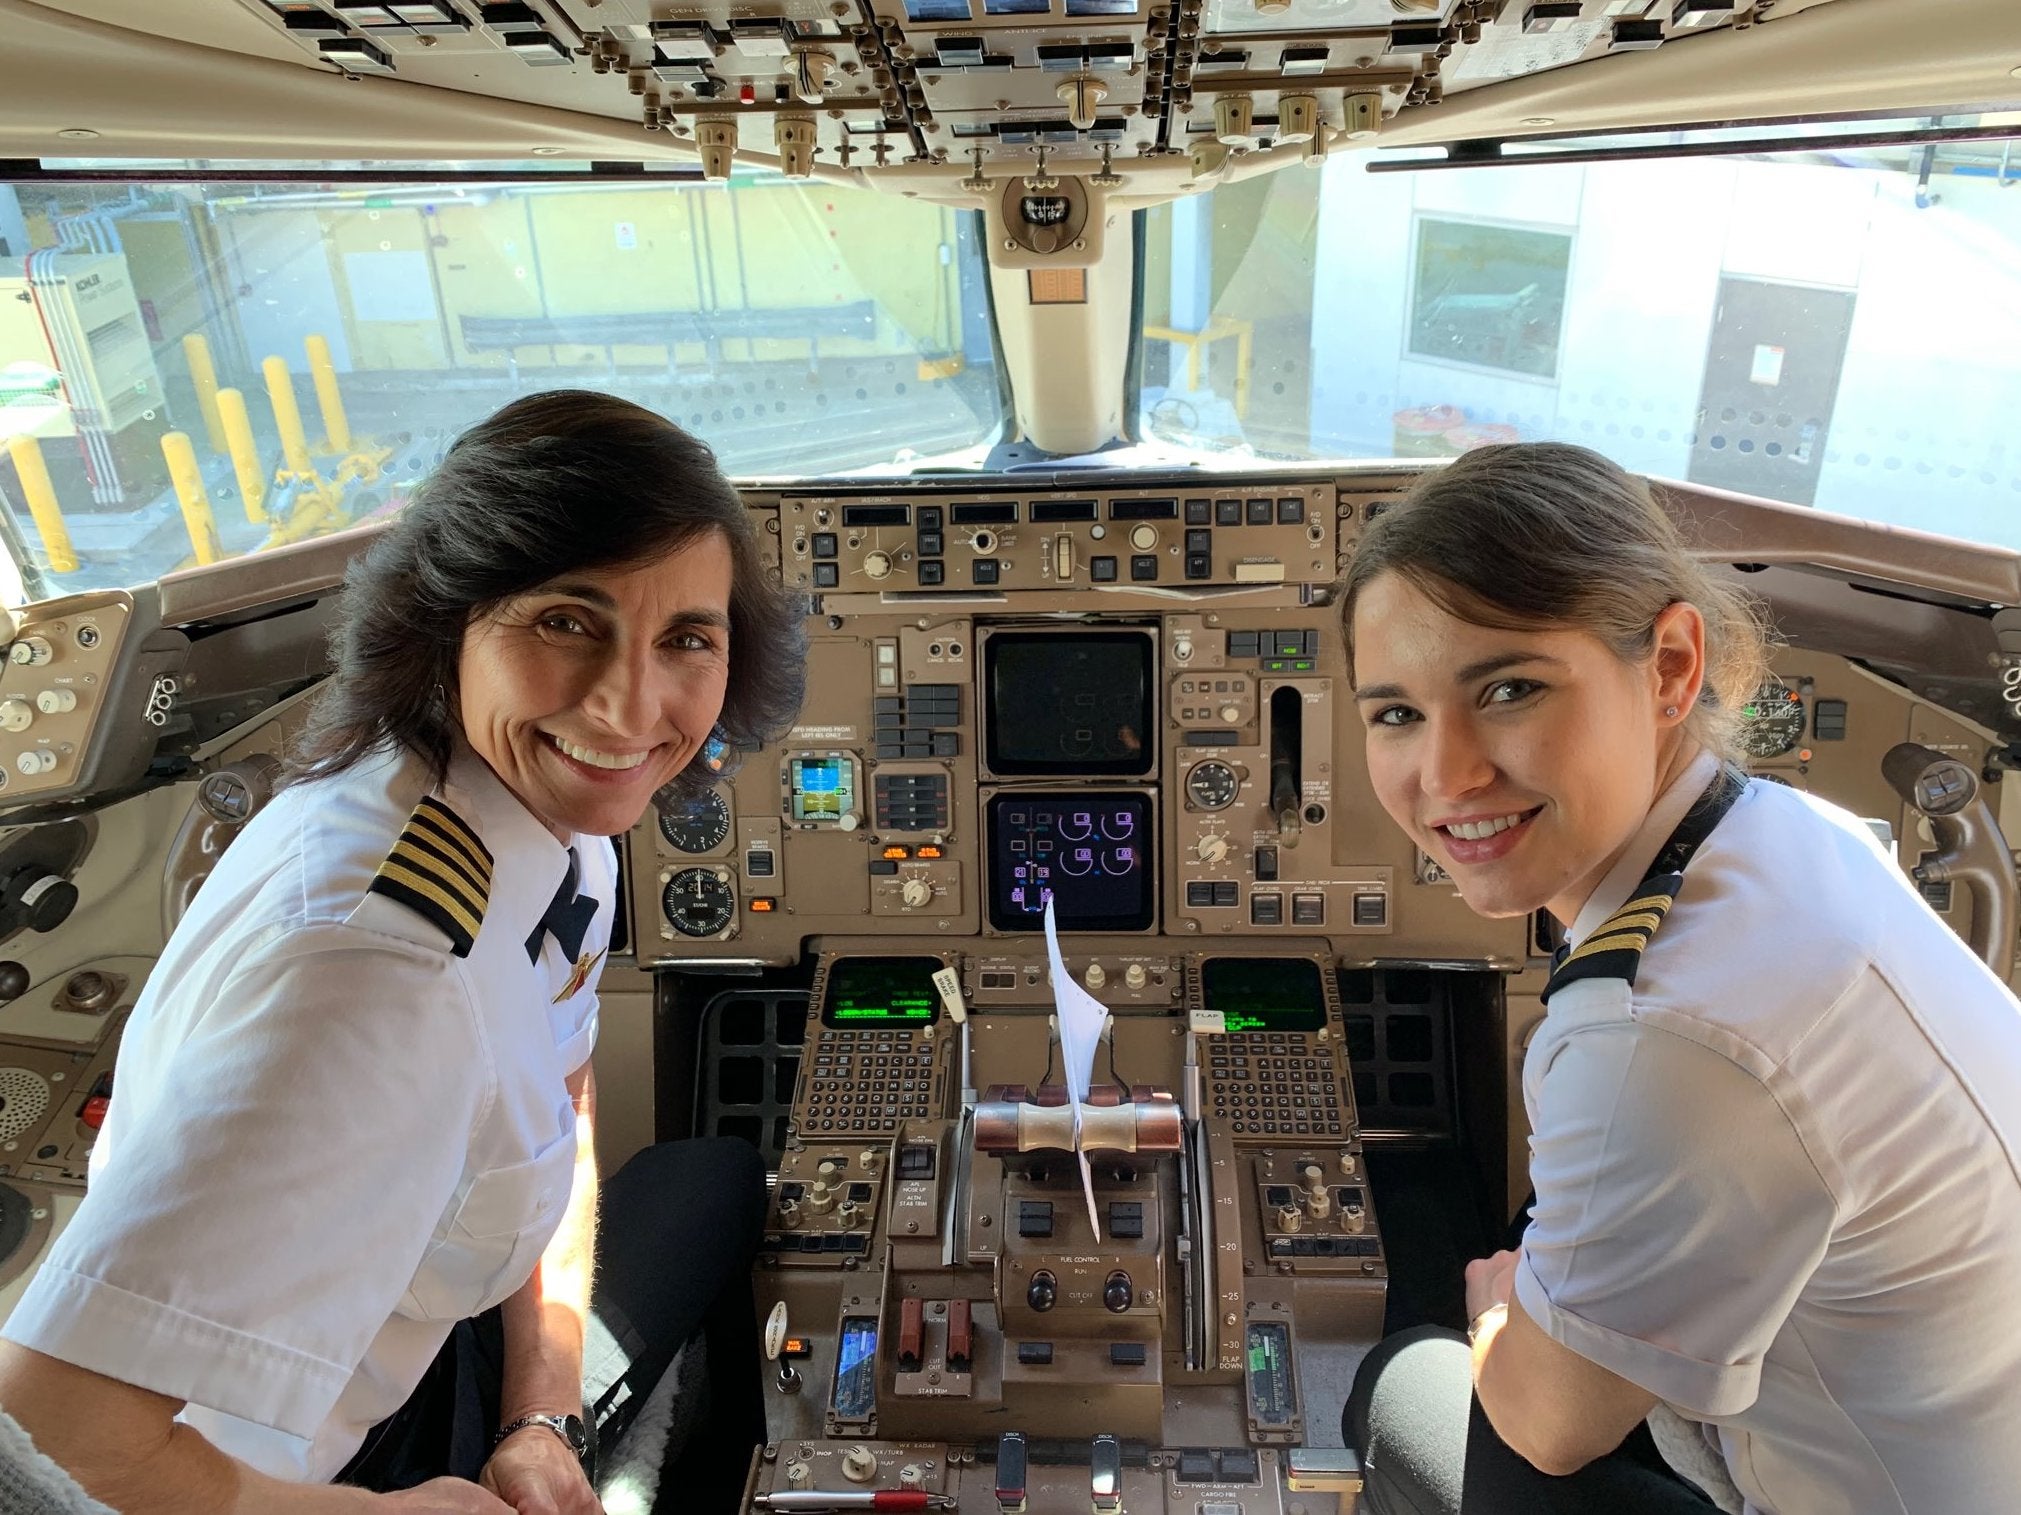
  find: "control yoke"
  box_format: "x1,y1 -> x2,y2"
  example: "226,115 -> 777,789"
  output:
1882,742 -> 2017,981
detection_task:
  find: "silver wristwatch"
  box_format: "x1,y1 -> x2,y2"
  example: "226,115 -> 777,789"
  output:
495,1410 -> 592,1468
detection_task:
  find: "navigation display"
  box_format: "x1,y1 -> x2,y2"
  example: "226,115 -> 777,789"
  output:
1200,958 -> 1328,1033
984,631 -> 1155,777
987,792 -> 1154,932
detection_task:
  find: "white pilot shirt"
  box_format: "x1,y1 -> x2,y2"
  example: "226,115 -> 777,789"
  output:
1,738 -> 615,1481
1516,750 -> 2021,1514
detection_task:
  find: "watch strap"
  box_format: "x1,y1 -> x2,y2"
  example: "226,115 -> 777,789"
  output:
495,1411 -> 586,1457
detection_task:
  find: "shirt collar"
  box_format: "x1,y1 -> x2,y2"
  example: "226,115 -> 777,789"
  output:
439,735 -> 576,944
1567,747 -> 1722,948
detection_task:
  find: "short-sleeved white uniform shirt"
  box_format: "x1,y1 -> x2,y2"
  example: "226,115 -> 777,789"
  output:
1516,750 -> 2021,1515
1,740 -> 615,1481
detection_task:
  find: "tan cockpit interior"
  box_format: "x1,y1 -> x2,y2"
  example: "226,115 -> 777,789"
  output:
2,1 -> 2021,1510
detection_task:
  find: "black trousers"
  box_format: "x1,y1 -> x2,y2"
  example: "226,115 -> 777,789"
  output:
1344,1326 -> 1722,1515
335,1137 -> 766,1498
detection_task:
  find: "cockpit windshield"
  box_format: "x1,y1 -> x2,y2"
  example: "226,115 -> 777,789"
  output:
0,167 -> 1004,601
1138,128 -> 2021,549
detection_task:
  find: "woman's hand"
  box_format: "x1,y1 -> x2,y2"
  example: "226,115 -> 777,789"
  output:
381,1478 -> 518,1513
480,1428 -> 604,1515
1464,1247 -> 1521,1324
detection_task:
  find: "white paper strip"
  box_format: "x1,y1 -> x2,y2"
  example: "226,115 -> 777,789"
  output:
1045,896 -> 1109,1237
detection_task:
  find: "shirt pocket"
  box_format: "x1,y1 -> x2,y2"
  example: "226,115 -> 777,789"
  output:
400,1132 -> 576,1322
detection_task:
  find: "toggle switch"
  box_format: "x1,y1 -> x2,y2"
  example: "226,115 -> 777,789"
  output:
898,1297 -> 925,1371
948,1298 -> 974,1371
1091,1434 -> 1123,1513
1026,1270 -> 1058,1312
1103,1270 -> 1133,1312
996,1431 -> 1029,1513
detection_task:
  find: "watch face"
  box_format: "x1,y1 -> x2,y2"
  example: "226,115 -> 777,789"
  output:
559,1413 -> 590,1455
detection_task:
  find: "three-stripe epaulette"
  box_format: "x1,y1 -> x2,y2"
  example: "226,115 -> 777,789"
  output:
1543,876 -> 1683,1002
367,796 -> 493,958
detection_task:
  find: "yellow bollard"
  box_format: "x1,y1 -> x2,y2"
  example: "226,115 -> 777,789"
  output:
161,431 -> 224,567
303,334 -> 352,455
215,388 -> 267,524
3,433 -> 79,575
262,355 -> 316,479
181,333 -> 228,455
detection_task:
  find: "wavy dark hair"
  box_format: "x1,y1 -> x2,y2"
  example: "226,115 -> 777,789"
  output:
1339,442 -> 1773,762
291,390 -> 806,802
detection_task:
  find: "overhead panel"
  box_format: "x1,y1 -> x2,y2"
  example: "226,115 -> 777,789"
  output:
220,0 -> 1860,183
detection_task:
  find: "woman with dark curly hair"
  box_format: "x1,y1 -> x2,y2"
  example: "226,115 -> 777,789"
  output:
0,392 -> 807,1514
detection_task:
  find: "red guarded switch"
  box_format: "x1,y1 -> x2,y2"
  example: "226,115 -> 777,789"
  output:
947,1298 -> 973,1371
897,1296 -> 924,1371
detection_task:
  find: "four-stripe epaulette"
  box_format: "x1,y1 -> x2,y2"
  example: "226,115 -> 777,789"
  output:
367,796 -> 493,958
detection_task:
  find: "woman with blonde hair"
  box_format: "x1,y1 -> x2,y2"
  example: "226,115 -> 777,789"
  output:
1339,443 -> 2021,1514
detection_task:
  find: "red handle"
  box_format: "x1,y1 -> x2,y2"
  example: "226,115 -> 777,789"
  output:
871,1496 -> 932,1512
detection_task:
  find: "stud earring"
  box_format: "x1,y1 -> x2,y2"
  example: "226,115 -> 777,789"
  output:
1664,705 -> 1680,718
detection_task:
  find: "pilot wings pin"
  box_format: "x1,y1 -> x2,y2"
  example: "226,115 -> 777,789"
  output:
555,946 -> 607,1003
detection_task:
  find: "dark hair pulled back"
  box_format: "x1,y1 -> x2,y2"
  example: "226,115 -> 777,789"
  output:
292,389 -> 806,800
1340,442 -> 1773,761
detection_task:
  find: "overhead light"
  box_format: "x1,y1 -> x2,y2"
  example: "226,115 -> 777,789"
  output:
1523,2 -> 1586,34
55,127 -> 100,140
1671,0 -> 1734,29
530,145 -> 566,155
1520,115 -> 1556,126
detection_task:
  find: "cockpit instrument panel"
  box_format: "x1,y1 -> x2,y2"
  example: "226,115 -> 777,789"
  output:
982,629 -> 1156,778
1198,956 -> 1330,1034
987,791 -> 1153,932
820,955 -> 943,1028
1740,679 -> 1809,760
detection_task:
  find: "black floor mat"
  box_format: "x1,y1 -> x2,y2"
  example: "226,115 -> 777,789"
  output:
1366,1147 -> 1499,1336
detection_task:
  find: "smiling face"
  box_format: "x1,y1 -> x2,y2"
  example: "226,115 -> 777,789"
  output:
457,533 -> 734,840
1351,571 -> 1705,926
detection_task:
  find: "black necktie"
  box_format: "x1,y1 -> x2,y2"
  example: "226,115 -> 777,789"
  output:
526,846 -> 599,964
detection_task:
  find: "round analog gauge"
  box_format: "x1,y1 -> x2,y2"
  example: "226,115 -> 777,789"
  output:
657,790 -> 731,854
663,867 -> 735,937
1185,760 -> 1239,811
1739,681 -> 1807,760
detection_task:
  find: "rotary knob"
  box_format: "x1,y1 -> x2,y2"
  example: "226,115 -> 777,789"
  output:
1084,962 -> 1106,990
8,637 -> 52,667
2,867 -> 76,932
0,699 -> 31,733
1124,963 -> 1147,990
34,688 -> 76,715
864,550 -> 893,581
1130,523 -> 1158,551
840,1447 -> 878,1484
1219,704 -> 1241,723
15,749 -> 56,776
1195,833 -> 1230,865
900,877 -> 933,908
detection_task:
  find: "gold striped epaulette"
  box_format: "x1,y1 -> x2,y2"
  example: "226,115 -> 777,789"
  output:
367,796 -> 493,958
1542,877 -> 1682,1002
